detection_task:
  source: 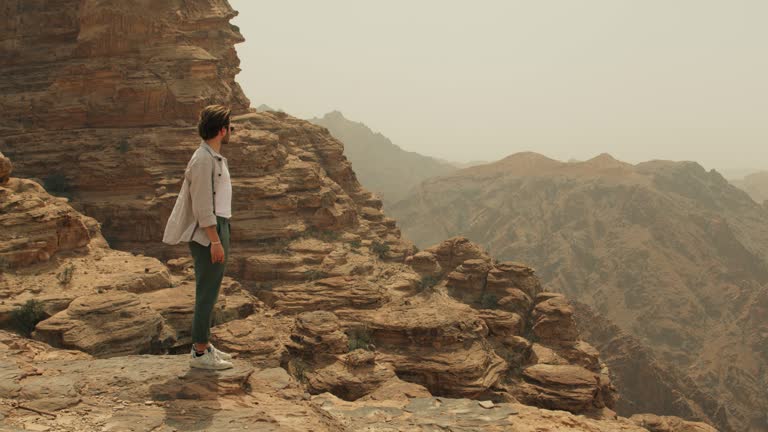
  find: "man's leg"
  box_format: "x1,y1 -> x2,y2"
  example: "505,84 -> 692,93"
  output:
190,217 -> 230,352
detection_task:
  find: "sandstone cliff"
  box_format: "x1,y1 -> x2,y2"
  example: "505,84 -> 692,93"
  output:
389,152 -> 768,431
0,1 -> 721,431
1,151 -> 715,431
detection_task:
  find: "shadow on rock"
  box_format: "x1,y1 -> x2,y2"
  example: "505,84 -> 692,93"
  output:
148,367 -> 223,431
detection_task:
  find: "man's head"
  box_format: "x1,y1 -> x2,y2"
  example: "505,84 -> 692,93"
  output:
198,105 -> 233,145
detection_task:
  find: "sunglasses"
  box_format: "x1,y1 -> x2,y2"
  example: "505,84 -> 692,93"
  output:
227,125 -> 235,132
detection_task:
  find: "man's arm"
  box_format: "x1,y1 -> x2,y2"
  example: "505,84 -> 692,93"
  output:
187,154 -> 220,244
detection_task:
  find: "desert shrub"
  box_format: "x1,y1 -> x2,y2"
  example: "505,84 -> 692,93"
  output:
419,275 -> 439,291
303,269 -> 328,281
11,299 -> 47,337
57,264 -> 75,285
480,293 -> 498,309
305,228 -> 340,242
371,241 -> 389,259
117,139 -> 129,154
350,240 -> 361,249
287,357 -> 309,383
347,325 -> 372,352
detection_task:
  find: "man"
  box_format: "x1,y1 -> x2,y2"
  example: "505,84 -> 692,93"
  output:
163,105 -> 235,370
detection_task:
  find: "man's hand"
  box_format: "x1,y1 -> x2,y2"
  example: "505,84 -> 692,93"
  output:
210,242 -> 225,263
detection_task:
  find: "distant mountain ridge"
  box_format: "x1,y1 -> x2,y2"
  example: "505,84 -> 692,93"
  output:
308,111 -> 458,207
388,151 -> 768,431
731,170 -> 768,204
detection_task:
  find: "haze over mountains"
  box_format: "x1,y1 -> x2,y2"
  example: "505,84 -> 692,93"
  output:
309,111 -> 459,206
731,171 -> 768,205
387,151 -> 768,431
294,112 -> 768,429
0,1 -> 722,431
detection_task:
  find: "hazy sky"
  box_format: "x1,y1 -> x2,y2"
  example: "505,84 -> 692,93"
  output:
230,1 -> 767,176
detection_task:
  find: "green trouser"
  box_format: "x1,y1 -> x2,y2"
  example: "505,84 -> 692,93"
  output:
189,216 -> 230,344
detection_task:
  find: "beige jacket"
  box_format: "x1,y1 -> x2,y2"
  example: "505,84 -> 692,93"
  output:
162,141 -> 226,246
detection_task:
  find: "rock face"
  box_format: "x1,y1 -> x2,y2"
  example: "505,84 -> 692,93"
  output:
2,1 -> 412,267
389,151 -> 768,431
0,2 -> 723,431
573,302 -> 724,428
0,330 -> 346,432
0,176 -> 93,269
0,0 -> 249,131
308,111 -> 458,207
0,157 -> 254,356
1,330 -> 717,432
0,152 -> 11,184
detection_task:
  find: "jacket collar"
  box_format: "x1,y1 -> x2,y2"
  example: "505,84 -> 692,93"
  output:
200,140 -> 225,160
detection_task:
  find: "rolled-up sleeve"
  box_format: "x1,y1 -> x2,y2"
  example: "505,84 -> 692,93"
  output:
186,154 -> 217,228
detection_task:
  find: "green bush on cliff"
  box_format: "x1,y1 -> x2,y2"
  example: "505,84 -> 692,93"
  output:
11,299 -> 47,337
419,275 -> 439,291
347,325 -> 373,351
371,241 -> 389,259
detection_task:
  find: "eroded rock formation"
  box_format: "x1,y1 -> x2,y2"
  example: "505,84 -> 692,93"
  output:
0,2 -> 722,431
390,151 -> 768,430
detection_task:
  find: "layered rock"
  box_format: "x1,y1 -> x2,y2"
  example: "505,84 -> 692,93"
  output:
2,1 -> 412,268
0,152 -> 11,184
390,151 -> 768,430
0,2 -> 728,431
0,158 -> 254,357
0,175 -> 94,270
1,330 -> 717,432
573,302 -> 726,429
0,330 -> 345,432
316,393 -> 716,432
0,0 -> 249,132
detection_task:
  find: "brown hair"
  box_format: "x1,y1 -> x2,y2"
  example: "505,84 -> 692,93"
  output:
197,105 -> 231,140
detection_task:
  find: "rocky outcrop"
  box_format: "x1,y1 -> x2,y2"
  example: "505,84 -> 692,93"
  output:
573,302 -> 726,429
0,162 -> 172,330
0,0 -> 249,132
0,2 -> 727,431
209,312 -> 290,368
390,152 -> 768,430
0,176 -> 93,269
2,329 -> 719,432
316,392 -> 717,432
630,414 -> 719,432
1,1 -> 412,266
0,157 -> 254,358
0,330 -> 345,431
32,291 -> 170,357
0,152 -> 10,184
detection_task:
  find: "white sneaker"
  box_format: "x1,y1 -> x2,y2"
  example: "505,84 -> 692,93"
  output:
189,345 -> 233,370
209,343 -> 233,360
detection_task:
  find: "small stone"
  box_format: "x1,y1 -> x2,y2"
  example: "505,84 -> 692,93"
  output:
479,400 -> 494,409
144,400 -> 154,405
